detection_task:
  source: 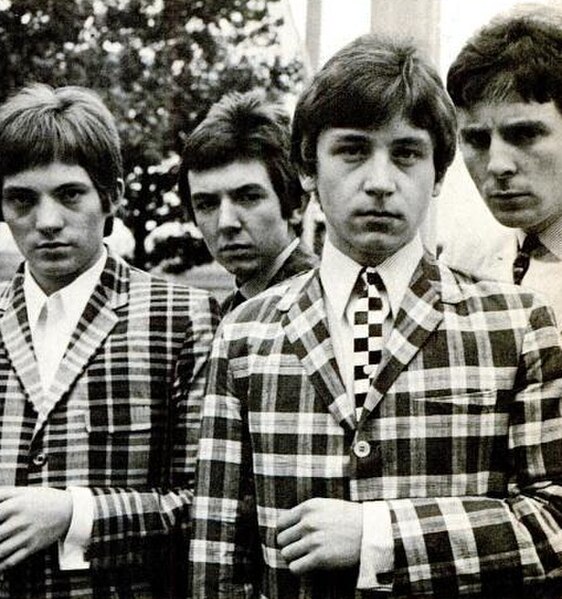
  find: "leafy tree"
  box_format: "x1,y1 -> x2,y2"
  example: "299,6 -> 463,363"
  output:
0,0 -> 304,268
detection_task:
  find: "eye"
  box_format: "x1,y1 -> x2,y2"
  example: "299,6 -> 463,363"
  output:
192,195 -> 219,213
503,124 -> 545,147
392,146 -> 423,166
237,191 -> 263,204
333,142 -> 370,162
59,187 -> 83,203
461,129 -> 491,151
2,190 -> 36,211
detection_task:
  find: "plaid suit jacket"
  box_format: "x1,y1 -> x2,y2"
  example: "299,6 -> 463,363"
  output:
190,254 -> 562,599
0,250 -> 219,599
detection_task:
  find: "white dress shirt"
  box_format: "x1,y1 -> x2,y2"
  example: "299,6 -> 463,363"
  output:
24,248 -> 107,570
440,214 -> 562,332
320,235 -> 424,591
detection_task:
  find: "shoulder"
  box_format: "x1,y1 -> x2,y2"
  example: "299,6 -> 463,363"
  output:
438,258 -> 557,329
223,268 -> 317,326
439,224 -> 515,281
118,260 -> 220,323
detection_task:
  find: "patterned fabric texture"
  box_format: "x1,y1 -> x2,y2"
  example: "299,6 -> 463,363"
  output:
0,250 -> 219,599
191,254 -> 562,599
353,268 -> 385,410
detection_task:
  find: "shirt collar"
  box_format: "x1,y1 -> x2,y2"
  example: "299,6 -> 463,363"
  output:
320,235 -> 424,320
536,216 -> 562,260
239,237 -> 298,299
24,247 -> 108,331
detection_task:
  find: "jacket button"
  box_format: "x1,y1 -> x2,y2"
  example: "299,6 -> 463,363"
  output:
31,451 -> 47,467
353,440 -> 371,458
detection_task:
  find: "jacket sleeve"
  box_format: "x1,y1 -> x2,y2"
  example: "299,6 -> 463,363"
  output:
84,292 -> 220,572
189,324 -> 258,599
386,302 -> 562,598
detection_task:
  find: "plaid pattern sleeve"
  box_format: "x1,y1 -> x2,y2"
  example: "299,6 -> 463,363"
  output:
85,274 -> 220,569
190,322 -> 257,599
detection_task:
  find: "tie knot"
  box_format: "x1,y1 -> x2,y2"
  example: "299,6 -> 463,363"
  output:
359,267 -> 383,294
513,234 -> 541,285
520,233 -> 541,255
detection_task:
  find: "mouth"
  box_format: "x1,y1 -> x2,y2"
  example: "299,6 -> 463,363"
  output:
357,210 -> 401,220
35,242 -> 70,251
219,244 -> 254,256
487,190 -> 531,201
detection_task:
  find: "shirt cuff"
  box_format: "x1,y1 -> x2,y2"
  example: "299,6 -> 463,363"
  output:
357,501 -> 394,591
58,487 -> 94,570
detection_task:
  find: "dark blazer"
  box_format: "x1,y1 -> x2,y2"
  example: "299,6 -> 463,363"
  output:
0,250 -> 219,598
191,254 -> 562,599
220,239 -> 318,314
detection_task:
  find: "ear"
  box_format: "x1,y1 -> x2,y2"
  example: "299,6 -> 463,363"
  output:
111,178 -> 125,213
300,174 -> 317,193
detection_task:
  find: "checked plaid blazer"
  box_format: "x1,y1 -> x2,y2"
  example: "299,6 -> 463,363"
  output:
0,250 -> 219,599
191,254 -> 562,599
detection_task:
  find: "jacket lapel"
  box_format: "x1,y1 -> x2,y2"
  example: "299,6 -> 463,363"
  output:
35,253 -> 127,431
279,270 -> 356,432
360,255 -> 460,420
0,270 -> 45,411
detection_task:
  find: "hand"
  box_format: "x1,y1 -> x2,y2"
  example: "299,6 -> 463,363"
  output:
276,498 -> 362,575
0,487 -> 73,571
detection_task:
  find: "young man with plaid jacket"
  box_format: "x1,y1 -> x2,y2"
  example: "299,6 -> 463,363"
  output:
0,84 -> 219,598
178,91 -> 317,315
190,34 -> 562,599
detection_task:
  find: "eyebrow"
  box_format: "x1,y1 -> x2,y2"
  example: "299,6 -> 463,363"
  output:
461,119 -> 549,133
3,181 -> 89,193
392,136 -> 432,149
192,183 -> 266,196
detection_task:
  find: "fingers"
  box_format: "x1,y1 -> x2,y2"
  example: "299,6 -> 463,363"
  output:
0,488 -> 20,503
0,547 -> 29,573
0,527 -> 30,572
276,505 -> 302,532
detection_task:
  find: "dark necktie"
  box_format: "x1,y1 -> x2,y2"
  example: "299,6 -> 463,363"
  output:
231,289 -> 247,310
513,234 -> 541,285
353,268 -> 384,413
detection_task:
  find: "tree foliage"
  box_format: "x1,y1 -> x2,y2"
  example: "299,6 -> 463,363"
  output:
0,0 -> 304,268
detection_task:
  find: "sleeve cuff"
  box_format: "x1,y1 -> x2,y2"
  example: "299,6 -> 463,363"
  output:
357,501 -> 394,591
58,487 -> 94,570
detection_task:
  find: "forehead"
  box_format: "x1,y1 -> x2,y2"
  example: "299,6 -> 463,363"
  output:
188,159 -> 274,193
318,117 -> 434,146
458,100 -> 562,130
3,161 -> 94,189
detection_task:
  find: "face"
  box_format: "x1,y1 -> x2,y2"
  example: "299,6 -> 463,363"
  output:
308,117 -> 441,266
2,161 -> 115,294
458,100 -> 562,233
188,159 -> 293,283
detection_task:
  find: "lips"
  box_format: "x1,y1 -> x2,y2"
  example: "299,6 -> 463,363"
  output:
219,243 -> 254,256
486,190 -> 530,200
35,241 -> 70,251
357,209 -> 401,220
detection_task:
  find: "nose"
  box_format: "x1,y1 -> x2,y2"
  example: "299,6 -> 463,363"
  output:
35,196 -> 64,233
217,197 -> 241,232
362,152 -> 396,197
487,134 -> 517,179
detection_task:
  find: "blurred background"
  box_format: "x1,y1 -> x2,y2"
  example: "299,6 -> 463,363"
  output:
0,0 -> 559,297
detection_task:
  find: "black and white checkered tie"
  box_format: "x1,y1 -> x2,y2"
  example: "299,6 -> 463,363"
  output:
353,267 -> 384,411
